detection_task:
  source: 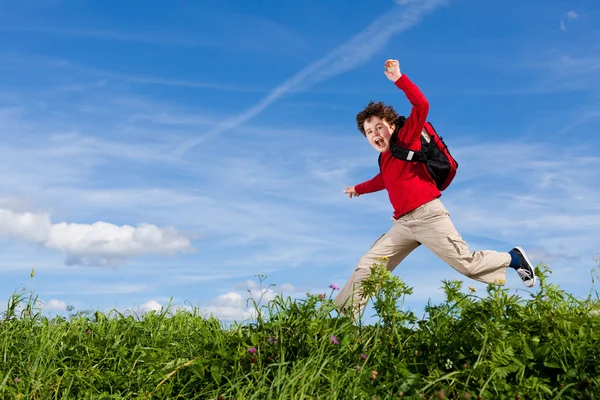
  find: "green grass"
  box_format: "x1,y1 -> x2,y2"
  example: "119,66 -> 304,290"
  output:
1,262 -> 600,399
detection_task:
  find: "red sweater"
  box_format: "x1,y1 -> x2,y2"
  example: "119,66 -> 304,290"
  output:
355,74 -> 441,219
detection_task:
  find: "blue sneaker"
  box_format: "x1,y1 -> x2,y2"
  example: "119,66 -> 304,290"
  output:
511,247 -> 536,287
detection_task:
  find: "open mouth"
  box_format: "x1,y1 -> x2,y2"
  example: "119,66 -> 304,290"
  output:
374,138 -> 385,148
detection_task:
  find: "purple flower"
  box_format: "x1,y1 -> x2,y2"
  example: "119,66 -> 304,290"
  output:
268,336 -> 277,344
248,347 -> 257,354
329,284 -> 340,291
361,354 -> 367,361
318,294 -> 325,300
330,335 -> 339,345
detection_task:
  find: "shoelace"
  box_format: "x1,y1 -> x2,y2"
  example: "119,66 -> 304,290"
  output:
517,268 -> 533,280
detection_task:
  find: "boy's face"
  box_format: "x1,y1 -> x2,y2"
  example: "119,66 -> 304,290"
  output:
363,116 -> 395,152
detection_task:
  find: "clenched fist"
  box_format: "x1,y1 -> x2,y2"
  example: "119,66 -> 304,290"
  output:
384,59 -> 402,82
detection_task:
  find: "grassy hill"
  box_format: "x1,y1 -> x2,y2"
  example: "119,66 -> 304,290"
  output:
1,262 -> 599,399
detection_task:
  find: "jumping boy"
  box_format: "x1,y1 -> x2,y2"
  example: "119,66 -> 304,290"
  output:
335,59 -> 536,319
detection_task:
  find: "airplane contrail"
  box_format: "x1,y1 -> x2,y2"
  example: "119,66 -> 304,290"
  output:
175,0 -> 449,156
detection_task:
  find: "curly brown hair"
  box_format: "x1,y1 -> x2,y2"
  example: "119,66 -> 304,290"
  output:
356,101 -> 400,136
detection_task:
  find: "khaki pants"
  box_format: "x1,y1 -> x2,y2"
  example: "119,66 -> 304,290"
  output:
334,198 -> 510,319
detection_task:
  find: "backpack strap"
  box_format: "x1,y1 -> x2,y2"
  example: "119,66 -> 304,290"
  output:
379,116 -> 428,170
389,144 -> 427,163
387,116 -> 427,163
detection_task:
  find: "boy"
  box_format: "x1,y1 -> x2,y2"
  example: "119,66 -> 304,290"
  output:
335,59 -> 536,319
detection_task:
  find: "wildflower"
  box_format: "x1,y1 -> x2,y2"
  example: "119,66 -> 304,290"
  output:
86,328 -> 91,335
361,354 -> 367,361
267,336 -> 277,344
318,294 -> 325,300
248,347 -> 257,354
370,370 -> 378,381
330,335 -> 339,345
329,284 -> 340,290
14,377 -> 21,384
468,286 -> 476,292
445,358 -> 453,369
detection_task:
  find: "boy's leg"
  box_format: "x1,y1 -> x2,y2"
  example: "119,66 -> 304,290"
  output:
410,199 -> 511,285
334,220 -> 420,320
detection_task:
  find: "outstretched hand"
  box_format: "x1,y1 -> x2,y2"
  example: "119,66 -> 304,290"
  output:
384,59 -> 402,82
344,186 -> 360,198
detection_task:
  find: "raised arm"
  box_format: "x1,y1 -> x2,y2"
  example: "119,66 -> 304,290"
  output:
384,60 -> 430,146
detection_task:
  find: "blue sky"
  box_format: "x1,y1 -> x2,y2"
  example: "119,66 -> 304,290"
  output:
0,0 -> 599,322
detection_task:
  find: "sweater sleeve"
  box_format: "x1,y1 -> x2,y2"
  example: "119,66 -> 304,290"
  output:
394,74 -> 430,148
355,173 -> 385,194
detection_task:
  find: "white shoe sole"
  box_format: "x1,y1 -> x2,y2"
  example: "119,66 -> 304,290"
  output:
515,246 -> 536,287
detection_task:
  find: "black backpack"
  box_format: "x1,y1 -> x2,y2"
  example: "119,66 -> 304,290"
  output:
378,117 -> 458,191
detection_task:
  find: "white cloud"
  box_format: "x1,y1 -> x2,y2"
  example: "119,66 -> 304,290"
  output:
213,292 -> 244,308
0,205 -> 194,266
0,297 -> 69,316
0,87 -> 368,275
249,288 -> 278,304
48,222 -> 193,265
175,0 -> 450,155
0,209 -> 52,243
240,280 -> 260,291
560,11 -> 579,32
139,300 -> 163,313
201,281 -> 301,322
202,305 -> 257,321
202,290 -> 260,321
277,283 -> 296,293
43,299 -> 67,311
